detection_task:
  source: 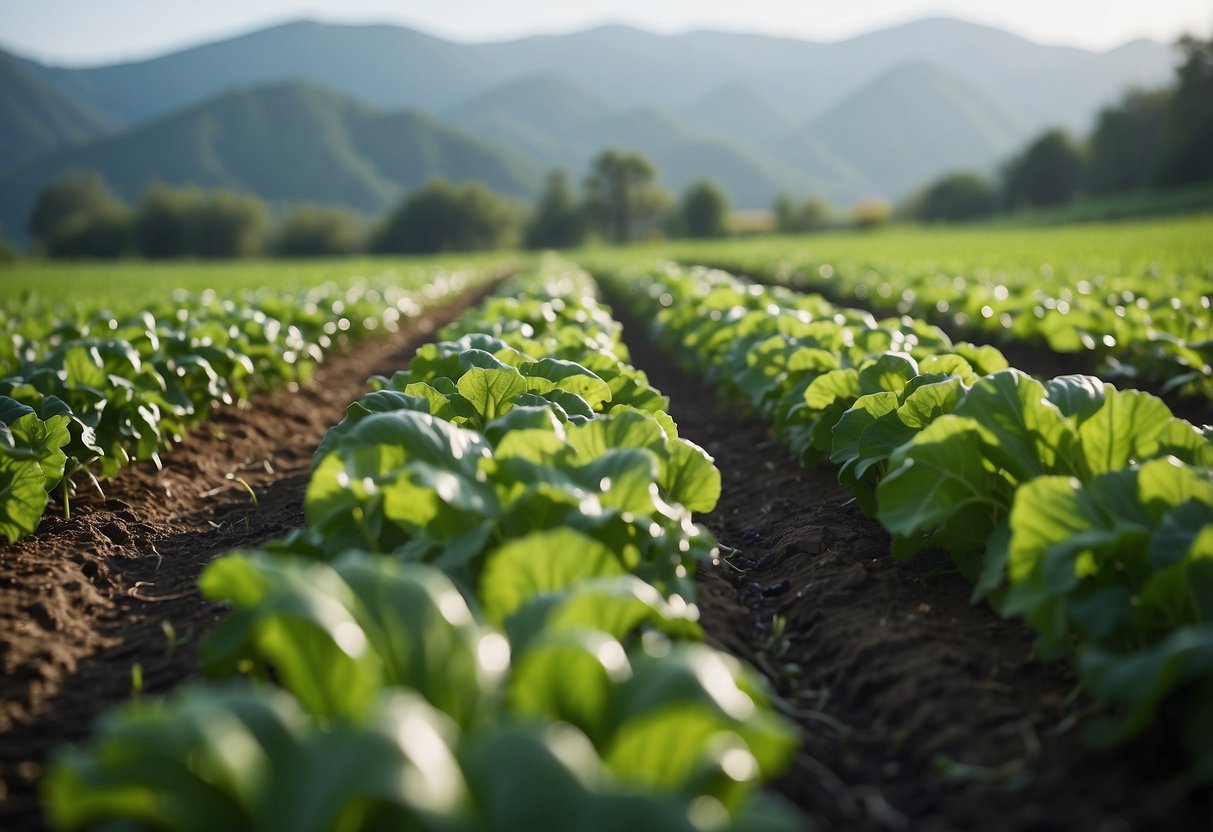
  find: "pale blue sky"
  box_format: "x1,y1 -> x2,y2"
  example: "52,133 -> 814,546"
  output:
1,0 -> 1209,66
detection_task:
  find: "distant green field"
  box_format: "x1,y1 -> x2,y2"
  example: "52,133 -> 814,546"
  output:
585,213 -> 1213,397
649,213 -> 1213,279
1,253 -> 519,321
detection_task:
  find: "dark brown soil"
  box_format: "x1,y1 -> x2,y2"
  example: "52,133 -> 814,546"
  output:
0,281 -> 499,832
607,294 -> 1213,832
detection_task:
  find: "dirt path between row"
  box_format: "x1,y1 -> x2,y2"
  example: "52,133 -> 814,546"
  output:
605,291 -> 1212,832
0,280 -> 499,831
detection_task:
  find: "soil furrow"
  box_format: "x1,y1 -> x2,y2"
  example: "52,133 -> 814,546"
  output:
605,289 -> 1211,832
0,279 -> 500,831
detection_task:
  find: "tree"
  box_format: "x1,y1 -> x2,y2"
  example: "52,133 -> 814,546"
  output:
373,179 -> 518,254
677,180 -> 729,238
524,170 -> 586,250
193,190 -> 268,258
44,210 -> 134,260
1152,35 -> 1213,187
0,224 -> 18,264
275,203 -> 366,256
1086,88 -> 1171,195
583,150 -> 669,244
28,170 -> 123,248
1003,129 -> 1086,209
132,184 -> 269,258
133,183 -> 204,258
913,171 -> 998,222
773,195 -> 831,233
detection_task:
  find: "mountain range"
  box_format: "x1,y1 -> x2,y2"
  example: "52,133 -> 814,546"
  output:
0,16 -> 1179,243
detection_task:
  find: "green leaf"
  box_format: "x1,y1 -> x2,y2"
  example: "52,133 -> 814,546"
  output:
305,410 -> 493,546
1079,624 -> 1213,746
0,454 -> 48,542
857,352 -> 918,395
956,369 -> 1079,483
479,528 -> 626,625
456,366 -> 528,423
0,395 -> 35,426
576,449 -> 664,516
1137,456 -> 1213,523
504,576 -> 703,653
804,369 -> 859,410
7,412 -> 70,491
510,630 -> 628,743
566,410 -> 667,463
483,405 -> 565,446
199,554 -> 378,719
520,358 -> 613,410
1078,386 -> 1173,476
830,392 -> 898,469
62,345 -> 108,390
660,438 -> 721,513
1044,375 -> 1105,424
917,354 -> 977,383
951,342 -> 1009,375
877,415 -> 1004,554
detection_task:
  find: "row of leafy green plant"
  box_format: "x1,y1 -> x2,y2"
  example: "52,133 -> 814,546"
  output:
44,258 -> 801,831
690,230 -> 1213,399
0,267 -> 491,543
595,260 -> 1213,781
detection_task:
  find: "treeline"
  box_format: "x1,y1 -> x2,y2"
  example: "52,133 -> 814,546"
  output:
13,149 -> 731,261
901,35 -> 1212,222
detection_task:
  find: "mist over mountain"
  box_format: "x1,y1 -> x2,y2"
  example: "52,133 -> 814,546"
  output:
0,15 -> 1179,236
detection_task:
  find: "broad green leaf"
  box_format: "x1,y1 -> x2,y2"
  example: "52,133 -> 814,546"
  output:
510,630 -> 628,743
504,576 -> 702,653
895,376 -> 965,428
456,366 -> 528,422
544,389 -> 596,419
956,369 -> 1079,482
0,396 -> 34,426
1078,386 -> 1173,475
577,449 -> 664,516
1155,418 -> 1213,468
857,352 -> 918,395
7,412 -> 70,490
566,410 -> 667,463
305,411 -> 491,542
199,554 -> 377,719
1079,624 -> 1213,745
917,354 -> 977,383
335,555 -> 500,725
0,454 -> 48,542
1044,375 -> 1105,424
877,415 -> 1004,547
492,429 -> 572,465
1149,499 -> 1213,570
62,345 -> 108,390
520,359 -> 613,410
830,392 -> 898,468
458,347 -> 516,373
804,368 -> 860,410
483,405 -> 565,445
660,438 -> 721,513
479,528 -> 625,624
951,342 -> 1009,375
1137,456 -> 1213,523
458,724 -> 601,830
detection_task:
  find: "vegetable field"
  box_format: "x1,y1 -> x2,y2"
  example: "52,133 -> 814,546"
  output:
2,216 -> 1212,831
